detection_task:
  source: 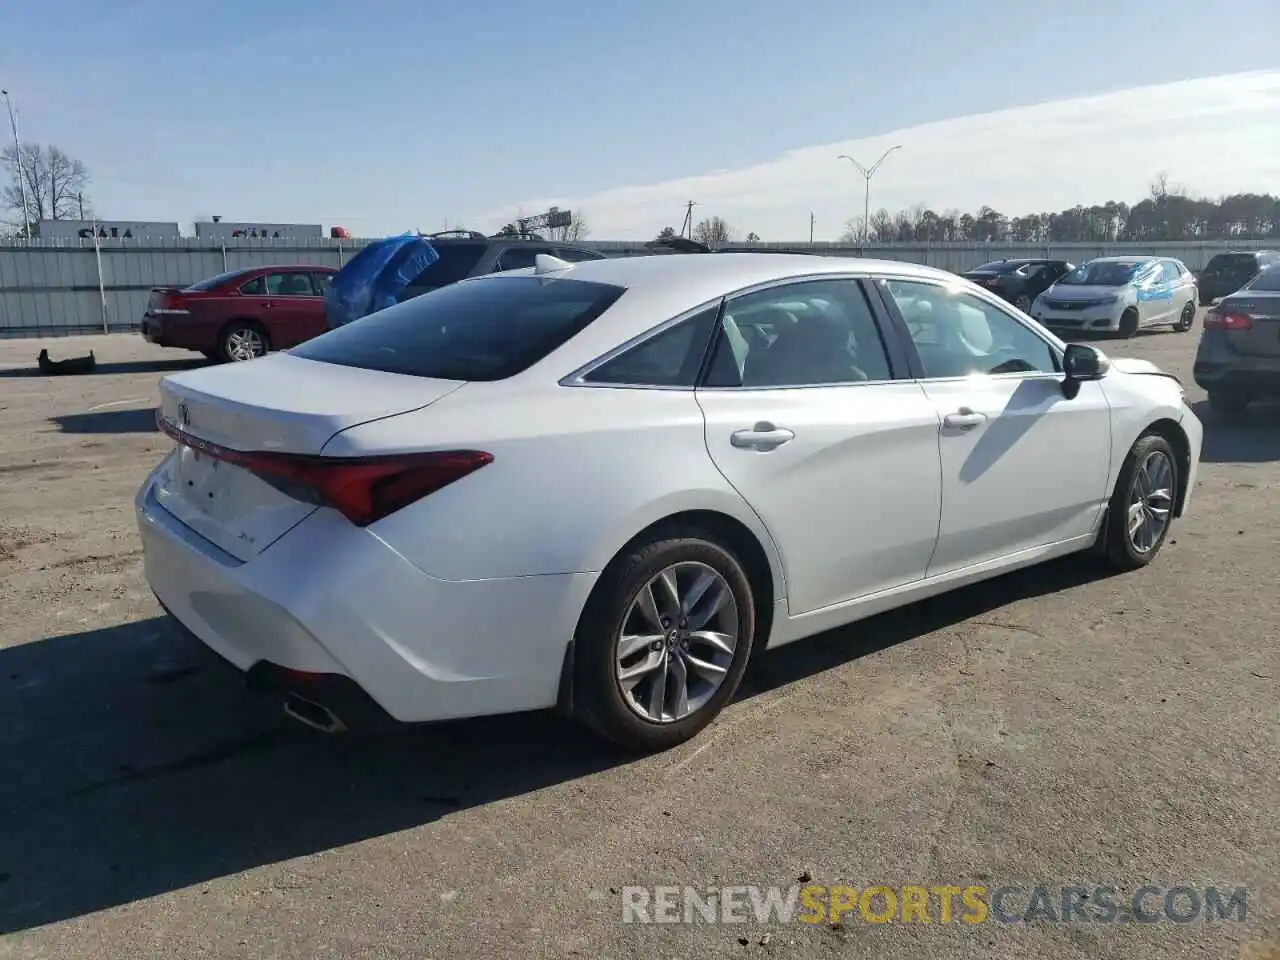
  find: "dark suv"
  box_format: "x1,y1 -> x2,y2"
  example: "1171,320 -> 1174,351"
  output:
396,232 -> 607,301
959,258 -> 1074,313
1198,250 -> 1280,305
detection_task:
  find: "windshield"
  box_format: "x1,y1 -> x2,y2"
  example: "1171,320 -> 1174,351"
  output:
183,268 -> 251,292
1059,261 -> 1142,286
292,275 -> 627,381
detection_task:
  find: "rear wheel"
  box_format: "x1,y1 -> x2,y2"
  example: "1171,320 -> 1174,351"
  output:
1175,300 -> 1195,332
1100,433 -> 1179,572
219,322 -> 269,362
1118,307 -> 1139,338
572,530 -> 756,752
1208,389 -> 1251,419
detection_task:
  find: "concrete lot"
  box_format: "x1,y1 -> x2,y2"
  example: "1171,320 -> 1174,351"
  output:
0,321 -> 1277,960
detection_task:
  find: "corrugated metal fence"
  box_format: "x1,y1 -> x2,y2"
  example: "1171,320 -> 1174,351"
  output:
0,237 -> 1272,338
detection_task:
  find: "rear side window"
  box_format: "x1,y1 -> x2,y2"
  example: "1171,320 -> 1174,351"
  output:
239,275 -> 266,295
185,269 -> 252,292
583,305 -> 719,387
409,243 -> 487,287
1248,266 -> 1280,291
292,276 -> 627,381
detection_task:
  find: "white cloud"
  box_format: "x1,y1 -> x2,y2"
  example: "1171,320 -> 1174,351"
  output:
478,70 -> 1280,241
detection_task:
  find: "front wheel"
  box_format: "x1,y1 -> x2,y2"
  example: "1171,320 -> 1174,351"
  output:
572,531 -> 756,752
1099,433 -> 1179,572
1175,300 -> 1195,332
1118,308 -> 1139,338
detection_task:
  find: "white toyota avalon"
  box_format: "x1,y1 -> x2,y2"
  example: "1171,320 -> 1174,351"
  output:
137,252 -> 1202,752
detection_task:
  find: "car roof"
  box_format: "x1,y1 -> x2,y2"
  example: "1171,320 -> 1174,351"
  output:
1087,255 -> 1159,264
483,253 -> 956,380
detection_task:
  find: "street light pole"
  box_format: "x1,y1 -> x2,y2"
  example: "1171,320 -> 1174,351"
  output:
1,90 -> 32,239
837,145 -> 902,248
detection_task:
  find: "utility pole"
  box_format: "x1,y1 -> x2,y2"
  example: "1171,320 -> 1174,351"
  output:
2,90 -> 32,239
809,211 -> 815,244
680,201 -> 697,239
837,145 -> 902,249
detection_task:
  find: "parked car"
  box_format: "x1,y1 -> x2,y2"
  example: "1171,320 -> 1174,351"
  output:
1193,263 -> 1280,417
138,253 -> 1201,752
142,265 -> 338,362
1197,250 -> 1280,305
1030,256 -> 1197,337
959,258 -> 1074,312
394,231 -> 607,301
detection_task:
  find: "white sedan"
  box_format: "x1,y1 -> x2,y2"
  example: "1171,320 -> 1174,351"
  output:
137,253 -> 1202,752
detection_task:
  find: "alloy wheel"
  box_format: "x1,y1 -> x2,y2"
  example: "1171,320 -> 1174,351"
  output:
1127,450 -> 1174,554
615,561 -> 740,723
226,328 -> 266,361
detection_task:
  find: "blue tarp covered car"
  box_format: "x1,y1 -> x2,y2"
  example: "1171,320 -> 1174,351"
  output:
324,233 -> 440,330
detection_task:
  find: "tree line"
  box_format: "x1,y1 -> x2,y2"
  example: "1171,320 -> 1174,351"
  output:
660,176 -> 1280,246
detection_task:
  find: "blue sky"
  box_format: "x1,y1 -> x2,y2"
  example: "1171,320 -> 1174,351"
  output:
2,0 -> 1279,239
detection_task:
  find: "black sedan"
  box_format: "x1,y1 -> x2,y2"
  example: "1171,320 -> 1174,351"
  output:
960,258 -> 1074,313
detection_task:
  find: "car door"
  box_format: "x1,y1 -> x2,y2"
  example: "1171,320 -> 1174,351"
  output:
694,277 -> 942,616
874,277 -> 1112,577
262,270 -> 324,346
1135,262 -> 1172,326
1167,260 -> 1195,308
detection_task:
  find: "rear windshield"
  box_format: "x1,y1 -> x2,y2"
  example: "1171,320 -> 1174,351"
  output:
1247,265 -> 1280,292
1205,254 -> 1259,273
292,275 -> 627,381
1059,261 -> 1141,286
407,242 -> 487,287
184,268 -> 252,292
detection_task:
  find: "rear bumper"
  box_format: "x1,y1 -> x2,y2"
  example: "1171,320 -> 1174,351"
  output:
135,472 -> 598,725
140,313 -> 214,351
1193,335 -> 1280,394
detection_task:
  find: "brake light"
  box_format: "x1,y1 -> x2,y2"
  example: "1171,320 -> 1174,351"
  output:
1203,310 -> 1252,331
156,414 -> 492,526
153,291 -> 190,315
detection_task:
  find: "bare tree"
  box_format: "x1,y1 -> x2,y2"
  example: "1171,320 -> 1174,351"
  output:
550,210 -> 590,241
2,143 -> 92,230
655,226 -> 677,241
692,216 -> 732,245
839,216 -> 865,243
744,231 -> 761,241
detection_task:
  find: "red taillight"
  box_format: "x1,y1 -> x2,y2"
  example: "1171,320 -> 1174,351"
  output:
156,415 -> 492,526
1204,310 -> 1252,331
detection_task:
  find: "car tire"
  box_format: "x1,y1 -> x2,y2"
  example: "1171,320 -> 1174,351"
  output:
200,349 -> 220,361
1175,300 -> 1195,332
1208,389 -> 1251,419
1118,307 -> 1139,338
1099,433 -> 1179,572
572,530 -> 756,752
219,321 -> 270,362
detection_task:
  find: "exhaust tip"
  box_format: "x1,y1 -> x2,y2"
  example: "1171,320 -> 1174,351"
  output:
283,692 -> 346,734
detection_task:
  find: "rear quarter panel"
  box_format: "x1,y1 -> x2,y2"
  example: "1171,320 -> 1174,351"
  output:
321,382 -> 787,593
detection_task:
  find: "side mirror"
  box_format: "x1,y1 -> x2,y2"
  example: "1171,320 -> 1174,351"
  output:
1062,343 -> 1109,397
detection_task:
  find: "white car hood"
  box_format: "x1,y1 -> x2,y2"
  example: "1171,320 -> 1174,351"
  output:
1044,284 -> 1128,301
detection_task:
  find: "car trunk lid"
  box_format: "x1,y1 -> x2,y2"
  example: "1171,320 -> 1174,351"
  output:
152,353 -> 464,560
1214,291 -> 1280,357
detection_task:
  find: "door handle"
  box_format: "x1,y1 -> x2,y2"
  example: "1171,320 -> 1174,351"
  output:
730,422 -> 795,451
943,408 -> 988,430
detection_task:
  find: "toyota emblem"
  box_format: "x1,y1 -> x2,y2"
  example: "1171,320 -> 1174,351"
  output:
177,402 -> 190,427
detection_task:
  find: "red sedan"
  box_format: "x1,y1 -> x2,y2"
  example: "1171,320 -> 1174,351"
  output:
141,264 -> 338,362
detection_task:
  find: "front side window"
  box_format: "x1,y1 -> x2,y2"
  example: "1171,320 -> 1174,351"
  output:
292,275 -> 627,381
266,271 -> 318,296
584,306 -> 719,387
704,279 -> 893,388
883,280 -> 1058,379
